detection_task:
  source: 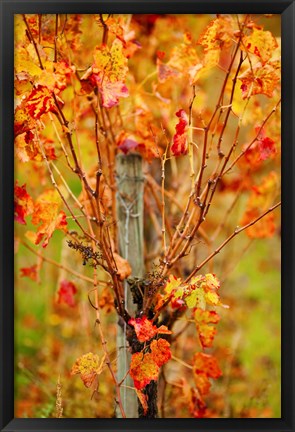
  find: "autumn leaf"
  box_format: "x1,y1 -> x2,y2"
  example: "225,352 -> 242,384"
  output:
197,15 -> 234,74
97,80 -> 128,109
171,109 -> 189,156
113,252 -> 131,281
242,28 -> 278,65
117,136 -> 138,155
130,352 -> 159,390
193,352 -> 222,396
81,39 -> 129,108
157,58 -> 180,83
193,352 -> 222,379
130,338 -> 171,390
163,273 -> 226,310
14,182 -> 34,224
57,280 -> 78,307
238,61 -> 280,99
198,16 -> 234,52
129,316 -> 158,342
26,85 -> 57,119
194,308 -> 220,348
20,265 -> 38,281
27,189 -> 68,247
14,106 -> 36,137
150,338 -> 171,367
71,352 -> 105,388
128,316 -> 171,342
136,389 -> 148,415
240,171 -> 279,238
164,275 -> 183,294
194,372 -> 211,396
242,126 -> 277,168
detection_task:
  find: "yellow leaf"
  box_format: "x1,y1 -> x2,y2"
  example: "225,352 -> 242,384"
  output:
164,275 -> 182,294
242,28 -> 278,65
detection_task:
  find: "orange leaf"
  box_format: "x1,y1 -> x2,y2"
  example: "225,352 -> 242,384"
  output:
99,80 -> 129,109
130,352 -> 159,390
241,208 -> 276,239
29,189 -> 68,247
193,352 -> 222,380
194,372 -> 211,396
240,171 -> 279,238
26,85 -> 57,119
194,308 -> 220,348
150,338 -> 171,367
239,61 -> 280,99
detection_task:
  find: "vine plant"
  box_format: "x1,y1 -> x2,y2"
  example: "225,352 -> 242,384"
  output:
14,13 -> 281,418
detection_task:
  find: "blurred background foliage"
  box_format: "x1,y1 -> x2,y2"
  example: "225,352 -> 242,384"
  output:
14,13 -> 281,418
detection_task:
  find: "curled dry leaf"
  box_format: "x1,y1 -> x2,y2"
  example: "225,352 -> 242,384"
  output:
113,252 -> 132,281
135,389 -> 148,415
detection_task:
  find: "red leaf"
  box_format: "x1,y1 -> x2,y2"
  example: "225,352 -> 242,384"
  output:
129,316 -> 158,342
129,316 -> 171,342
57,280 -> 77,307
118,137 -> 138,154
14,182 -> 34,225
171,109 -> 188,156
20,265 -> 38,281
259,136 -> 277,161
26,85 -> 57,119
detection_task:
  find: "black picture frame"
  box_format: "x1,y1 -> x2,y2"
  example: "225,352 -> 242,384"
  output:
0,1 -> 294,431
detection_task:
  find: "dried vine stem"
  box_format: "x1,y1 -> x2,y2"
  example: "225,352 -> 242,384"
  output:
19,239 -> 100,285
